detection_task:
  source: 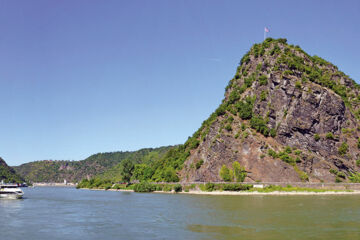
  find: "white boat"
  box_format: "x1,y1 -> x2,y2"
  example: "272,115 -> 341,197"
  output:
0,184 -> 24,199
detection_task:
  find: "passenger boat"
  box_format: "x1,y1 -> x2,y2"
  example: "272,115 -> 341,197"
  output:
0,184 -> 24,199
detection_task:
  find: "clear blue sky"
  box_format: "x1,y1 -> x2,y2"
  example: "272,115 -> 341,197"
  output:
1,0 -> 359,165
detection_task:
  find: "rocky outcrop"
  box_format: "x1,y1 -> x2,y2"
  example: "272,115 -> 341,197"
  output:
179,38 -> 360,183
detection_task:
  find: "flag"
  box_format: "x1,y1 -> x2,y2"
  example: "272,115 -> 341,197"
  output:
264,27 -> 270,33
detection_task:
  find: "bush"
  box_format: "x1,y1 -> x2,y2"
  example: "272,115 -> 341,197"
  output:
349,172 -> 360,183
314,134 -> 320,141
195,160 -> 204,169
259,75 -> 268,85
173,184 -> 182,192
268,149 -> 278,158
133,182 -> 156,193
284,146 -> 292,154
223,183 -> 252,191
236,97 -> 254,120
338,142 -> 349,155
326,132 -> 334,140
358,138 -> 360,149
250,115 -> 270,137
204,183 -> 215,192
295,81 -> 302,89
260,91 -> 267,101
220,165 -> 232,182
225,124 -> 232,132
163,185 -> 173,192
270,128 -> 276,137
356,159 -> 360,167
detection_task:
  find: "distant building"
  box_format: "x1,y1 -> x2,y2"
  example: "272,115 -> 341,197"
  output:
64,179 -> 67,185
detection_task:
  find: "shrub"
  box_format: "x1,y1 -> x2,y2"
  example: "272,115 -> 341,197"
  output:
337,171 -> 346,179
278,152 -> 295,164
270,128 -> 276,137
236,97 -> 254,120
225,124 -> 232,132
260,90 -> 267,101
326,132 -> 334,140
195,160 -> 204,169
173,184 -> 182,192
250,115 -> 270,137
204,183 -> 215,192
223,183 -> 252,191
268,149 -> 278,158
284,146 -> 292,154
232,162 -> 247,182
356,159 -> 360,167
259,75 -> 268,86
349,172 -> 360,183
294,150 -> 302,155
133,182 -> 156,193
314,134 -> 320,141
163,185 -> 173,192
358,138 -> 360,149
338,142 -> 349,155
220,165 -> 232,182
295,81 -> 302,89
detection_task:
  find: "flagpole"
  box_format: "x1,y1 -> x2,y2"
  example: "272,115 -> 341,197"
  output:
264,29 -> 266,40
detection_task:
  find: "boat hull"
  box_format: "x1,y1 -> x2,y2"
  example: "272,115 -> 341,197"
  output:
0,193 -> 23,199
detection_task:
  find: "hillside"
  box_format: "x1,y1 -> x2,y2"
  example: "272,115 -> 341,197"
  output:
126,38 -> 360,183
14,146 -> 173,183
0,157 -> 25,183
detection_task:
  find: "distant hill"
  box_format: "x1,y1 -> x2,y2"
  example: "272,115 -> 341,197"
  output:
0,157 -> 24,183
14,146 -> 173,183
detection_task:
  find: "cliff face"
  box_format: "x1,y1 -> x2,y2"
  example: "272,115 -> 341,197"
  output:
180,38 -> 360,183
0,157 -> 24,183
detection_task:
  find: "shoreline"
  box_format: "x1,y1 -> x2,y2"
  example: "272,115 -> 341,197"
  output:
81,188 -> 360,196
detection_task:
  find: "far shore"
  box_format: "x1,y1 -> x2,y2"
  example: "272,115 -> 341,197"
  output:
81,188 -> 360,196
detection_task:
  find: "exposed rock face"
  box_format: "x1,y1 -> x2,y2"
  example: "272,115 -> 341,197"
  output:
180,38 -> 360,183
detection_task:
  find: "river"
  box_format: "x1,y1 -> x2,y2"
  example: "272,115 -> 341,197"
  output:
1,187 -> 360,239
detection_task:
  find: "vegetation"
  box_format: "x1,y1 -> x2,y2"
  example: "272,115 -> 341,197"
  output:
195,160 -> 204,169
338,142 -> 349,156
0,158 -> 25,183
314,134 -> 320,141
349,172 -> 360,183
219,165 -> 232,182
326,132 -> 335,140
15,146 -> 173,183
219,162 -> 247,182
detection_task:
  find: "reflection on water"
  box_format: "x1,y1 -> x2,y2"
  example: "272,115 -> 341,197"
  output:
1,187 -> 360,240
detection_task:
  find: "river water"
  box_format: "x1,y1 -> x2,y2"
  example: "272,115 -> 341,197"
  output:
1,187 -> 360,240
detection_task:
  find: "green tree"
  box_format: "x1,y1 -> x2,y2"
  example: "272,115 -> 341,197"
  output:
220,165 -> 232,182
232,161 -> 247,182
120,159 -> 134,182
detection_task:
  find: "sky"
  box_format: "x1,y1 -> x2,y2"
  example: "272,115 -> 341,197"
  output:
0,0 -> 359,165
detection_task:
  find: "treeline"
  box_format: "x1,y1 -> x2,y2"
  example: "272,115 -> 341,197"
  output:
0,157 -> 25,183
14,146 -> 173,183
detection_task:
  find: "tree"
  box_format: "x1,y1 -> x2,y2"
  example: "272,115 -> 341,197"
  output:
232,162 -> 247,182
121,159 -> 134,182
220,165 -> 232,182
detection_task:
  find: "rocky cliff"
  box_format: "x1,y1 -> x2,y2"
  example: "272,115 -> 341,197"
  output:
179,38 -> 360,183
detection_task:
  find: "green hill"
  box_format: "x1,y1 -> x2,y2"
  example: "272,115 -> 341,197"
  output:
14,146 -> 173,183
0,157 -> 25,183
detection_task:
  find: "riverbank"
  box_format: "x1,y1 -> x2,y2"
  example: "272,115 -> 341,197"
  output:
82,187 -> 360,195
33,183 -> 76,187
